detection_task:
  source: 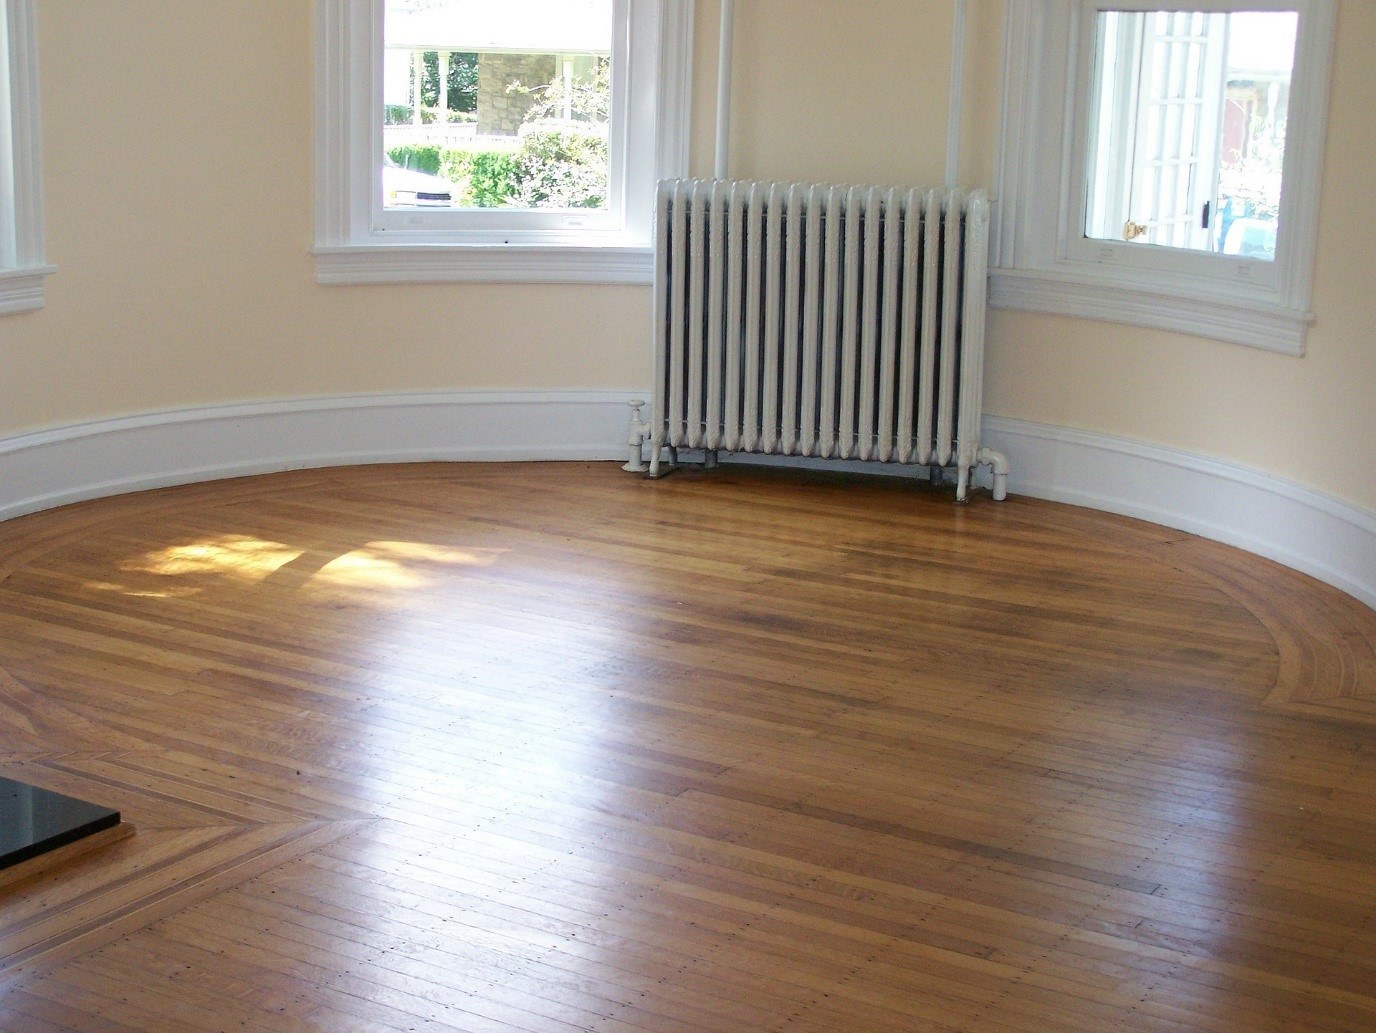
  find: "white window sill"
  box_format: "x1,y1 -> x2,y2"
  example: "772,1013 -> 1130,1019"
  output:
0,265 -> 57,315
989,268 -> 1310,357
313,244 -> 654,285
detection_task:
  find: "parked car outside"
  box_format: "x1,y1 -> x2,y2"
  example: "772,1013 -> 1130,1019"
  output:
383,158 -> 453,207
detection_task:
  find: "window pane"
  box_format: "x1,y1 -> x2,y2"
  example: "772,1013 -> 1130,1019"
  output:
1084,10 -> 1296,261
382,0 -> 612,212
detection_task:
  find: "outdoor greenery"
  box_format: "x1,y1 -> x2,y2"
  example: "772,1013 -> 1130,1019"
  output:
385,55 -> 610,210
511,127 -> 608,209
384,106 -> 477,126
387,143 -> 444,176
439,150 -> 520,208
384,50 -> 479,124
388,127 -> 607,209
421,51 -> 478,112
510,59 -> 611,124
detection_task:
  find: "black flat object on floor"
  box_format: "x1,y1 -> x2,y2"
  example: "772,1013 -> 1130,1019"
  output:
0,776 -> 121,871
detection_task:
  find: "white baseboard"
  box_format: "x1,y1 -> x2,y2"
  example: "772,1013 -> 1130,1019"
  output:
0,393 -> 1370,612
982,416 -> 1376,611
0,390 -> 636,522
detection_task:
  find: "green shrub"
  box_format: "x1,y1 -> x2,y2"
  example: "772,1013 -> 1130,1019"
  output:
415,131 -> 605,210
419,106 -> 478,125
466,152 -> 519,208
389,107 -> 439,126
437,149 -> 518,208
387,144 -> 444,176
386,107 -> 477,127
512,127 -> 608,210
438,149 -> 474,184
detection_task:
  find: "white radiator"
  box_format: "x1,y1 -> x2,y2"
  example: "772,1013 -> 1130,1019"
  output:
632,177 -> 1008,502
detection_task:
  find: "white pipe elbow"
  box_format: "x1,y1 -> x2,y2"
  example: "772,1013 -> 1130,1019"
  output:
978,447 -> 1011,501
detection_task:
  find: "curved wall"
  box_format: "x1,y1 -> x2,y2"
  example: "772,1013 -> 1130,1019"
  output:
4,1 -> 1373,606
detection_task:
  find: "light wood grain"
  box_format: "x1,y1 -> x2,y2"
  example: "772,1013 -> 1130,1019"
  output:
0,461 -> 1373,1032
0,826 -> 135,893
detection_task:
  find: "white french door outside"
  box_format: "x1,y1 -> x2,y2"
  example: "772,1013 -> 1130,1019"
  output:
1126,11 -> 1227,250
1086,10 -> 1229,252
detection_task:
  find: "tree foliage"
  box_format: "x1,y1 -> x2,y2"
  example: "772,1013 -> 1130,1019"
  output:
510,59 -> 610,124
416,51 -> 478,112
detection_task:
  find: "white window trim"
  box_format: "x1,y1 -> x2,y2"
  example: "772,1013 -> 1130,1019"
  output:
990,0 -> 1336,356
0,0 -> 54,315
313,0 -> 693,285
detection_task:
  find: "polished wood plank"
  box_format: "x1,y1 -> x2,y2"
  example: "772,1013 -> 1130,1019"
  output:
0,826 -> 136,894
0,461 -> 1374,1031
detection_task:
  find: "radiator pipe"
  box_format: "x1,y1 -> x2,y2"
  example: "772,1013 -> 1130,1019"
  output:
622,399 -> 649,473
946,0 -> 968,191
979,446 -> 1011,502
715,0 -> 736,180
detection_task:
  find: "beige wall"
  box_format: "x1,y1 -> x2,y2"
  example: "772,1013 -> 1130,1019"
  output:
7,1 -> 1374,513
20,1 -> 648,424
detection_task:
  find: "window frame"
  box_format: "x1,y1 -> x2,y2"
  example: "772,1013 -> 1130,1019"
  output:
0,0 -> 54,315
990,0 -> 1336,356
314,0 -> 693,285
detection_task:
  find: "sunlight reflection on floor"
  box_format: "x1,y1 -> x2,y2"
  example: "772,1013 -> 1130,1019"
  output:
311,541 -> 504,590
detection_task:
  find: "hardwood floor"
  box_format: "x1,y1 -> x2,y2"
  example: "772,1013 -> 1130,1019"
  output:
1,461 -> 1374,1032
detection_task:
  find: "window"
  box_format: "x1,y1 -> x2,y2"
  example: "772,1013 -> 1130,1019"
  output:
991,0 -> 1335,355
0,0 -> 53,315
1085,10 -> 1296,259
315,0 -> 693,285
